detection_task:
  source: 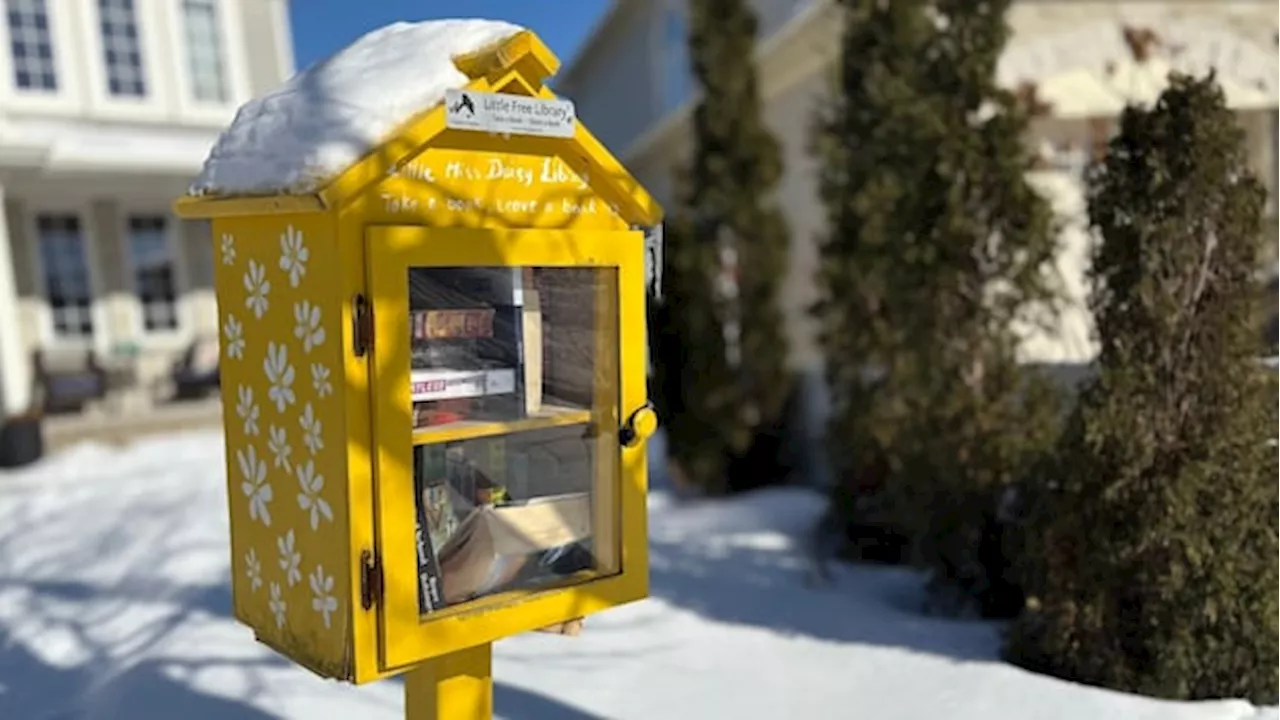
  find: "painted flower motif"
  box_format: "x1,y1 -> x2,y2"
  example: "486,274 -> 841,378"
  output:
223,314 -> 245,360
264,342 -> 296,412
309,564 -> 338,630
296,460 -> 333,531
221,233 -> 236,265
244,259 -> 270,319
277,529 -> 302,587
235,385 -> 260,437
267,425 -> 292,473
293,300 -> 326,354
237,445 -> 271,527
311,363 -> 333,398
299,403 -> 323,456
268,582 -> 287,629
279,225 -> 309,288
245,548 -> 263,592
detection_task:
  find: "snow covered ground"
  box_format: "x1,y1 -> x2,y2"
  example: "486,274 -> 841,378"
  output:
0,429 -> 1274,720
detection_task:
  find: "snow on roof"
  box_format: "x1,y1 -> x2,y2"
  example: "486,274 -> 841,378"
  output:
998,18 -> 1278,118
1032,68 -> 1127,119
189,19 -> 526,198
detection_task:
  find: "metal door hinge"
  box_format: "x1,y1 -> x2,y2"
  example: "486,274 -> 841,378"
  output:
360,549 -> 383,610
352,294 -> 372,357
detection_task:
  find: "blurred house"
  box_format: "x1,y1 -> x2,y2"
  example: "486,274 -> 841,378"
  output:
557,0 -> 1279,375
0,0 -> 294,422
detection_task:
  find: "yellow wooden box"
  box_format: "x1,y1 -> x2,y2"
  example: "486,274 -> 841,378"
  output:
173,29 -> 662,684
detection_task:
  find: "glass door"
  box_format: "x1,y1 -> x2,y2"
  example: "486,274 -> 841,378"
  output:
366,226 -> 647,669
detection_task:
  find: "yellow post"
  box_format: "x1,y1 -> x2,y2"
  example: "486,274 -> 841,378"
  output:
405,642 -> 494,720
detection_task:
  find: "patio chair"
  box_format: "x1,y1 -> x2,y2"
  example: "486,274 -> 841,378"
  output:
32,348 -> 108,415
170,335 -> 221,400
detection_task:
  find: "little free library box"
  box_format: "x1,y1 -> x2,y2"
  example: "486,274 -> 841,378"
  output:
173,20 -> 663,684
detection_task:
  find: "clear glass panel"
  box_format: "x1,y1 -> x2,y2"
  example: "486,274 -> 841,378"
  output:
406,266 -> 620,615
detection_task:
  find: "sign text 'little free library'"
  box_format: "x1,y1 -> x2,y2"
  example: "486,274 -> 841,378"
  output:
445,89 -> 577,139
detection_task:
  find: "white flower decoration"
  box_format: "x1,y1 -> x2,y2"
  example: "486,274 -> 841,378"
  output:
277,529 -> 302,587
237,445 -> 271,527
223,314 -> 245,360
267,425 -> 292,473
296,460 -> 333,531
244,259 -> 270,319
279,225 -> 309,288
309,564 -> 338,630
235,385 -> 260,437
299,403 -> 323,456
293,300 -> 326,354
311,363 -> 333,398
245,548 -> 262,592
221,233 -> 236,265
268,582 -> 287,629
264,342 -> 296,412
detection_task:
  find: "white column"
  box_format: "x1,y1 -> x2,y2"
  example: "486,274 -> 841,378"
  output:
0,184 -> 33,416
1269,109 -> 1280,215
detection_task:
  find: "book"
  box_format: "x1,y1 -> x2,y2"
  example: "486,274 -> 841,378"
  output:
411,368 -> 517,402
411,308 -> 495,340
414,444 -> 450,612
407,267 -> 530,429
435,492 -> 593,605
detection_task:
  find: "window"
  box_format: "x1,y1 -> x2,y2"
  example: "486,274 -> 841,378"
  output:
128,215 -> 178,332
661,8 -> 693,114
97,0 -> 145,97
36,214 -> 94,340
5,0 -> 57,91
181,0 -> 227,102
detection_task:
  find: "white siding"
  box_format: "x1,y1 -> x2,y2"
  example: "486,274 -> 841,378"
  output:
574,0 -> 1279,370
557,0 -> 662,155
749,0 -> 817,42
761,71 -> 830,371
0,0 -> 270,128
560,0 -> 828,160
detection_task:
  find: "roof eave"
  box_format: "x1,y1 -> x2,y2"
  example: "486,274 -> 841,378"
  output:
175,28 -> 664,228
555,0 -> 626,91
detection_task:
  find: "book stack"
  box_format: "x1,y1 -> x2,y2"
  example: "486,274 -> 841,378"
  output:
408,267 -> 537,428
412,441 -> 593,614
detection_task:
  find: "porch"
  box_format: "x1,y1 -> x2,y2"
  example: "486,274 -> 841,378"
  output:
39,394 -> 223,453
0,155 -> 226,469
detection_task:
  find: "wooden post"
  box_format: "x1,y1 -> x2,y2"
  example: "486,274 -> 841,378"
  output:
405,643 -> 493,720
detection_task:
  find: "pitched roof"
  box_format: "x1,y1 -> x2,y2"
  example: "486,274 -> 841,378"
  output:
189,19 -> 526,198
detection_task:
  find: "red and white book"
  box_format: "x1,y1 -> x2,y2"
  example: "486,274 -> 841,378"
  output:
410,368 -> 517,402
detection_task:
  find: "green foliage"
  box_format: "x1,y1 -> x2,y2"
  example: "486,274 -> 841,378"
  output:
652,0 -> 792,493
811,0 -> 1063,611
1005,73 -> 1279,704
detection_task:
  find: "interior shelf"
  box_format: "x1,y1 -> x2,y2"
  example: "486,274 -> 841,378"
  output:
411,404 -> 594,446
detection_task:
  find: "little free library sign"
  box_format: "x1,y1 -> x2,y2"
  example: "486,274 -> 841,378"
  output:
445,88 -> 577,138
